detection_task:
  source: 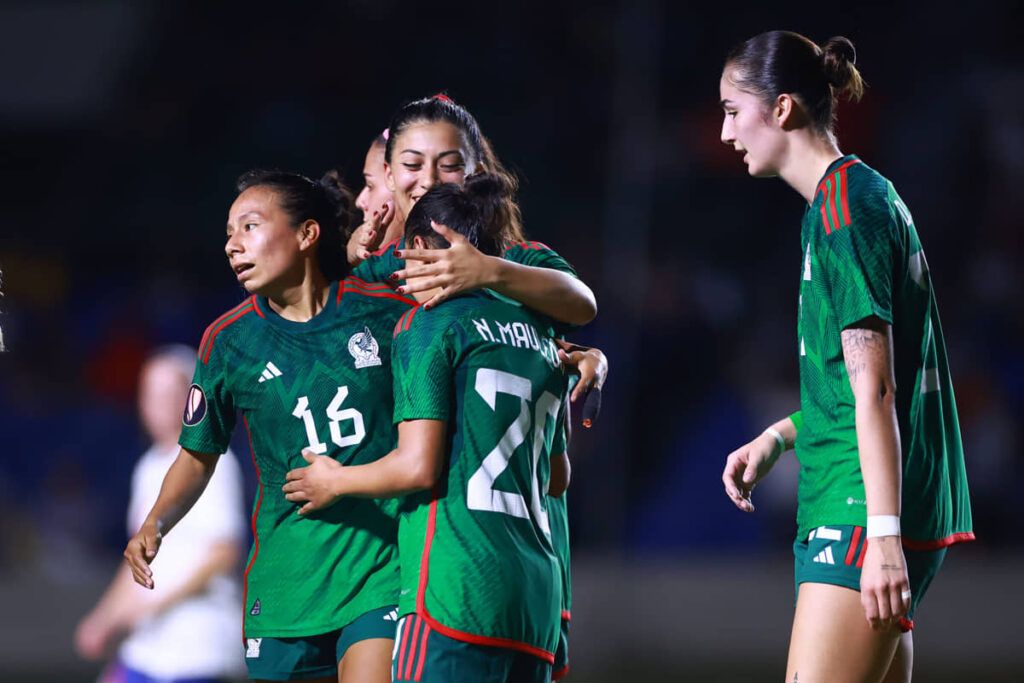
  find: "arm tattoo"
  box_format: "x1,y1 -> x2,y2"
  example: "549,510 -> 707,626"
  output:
840,324 -> 893,391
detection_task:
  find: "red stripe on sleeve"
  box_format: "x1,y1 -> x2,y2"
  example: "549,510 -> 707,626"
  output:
845,526 -> 863,565
819,185 -> 832,234
404,305 -> 423,332
840,168 -> 852,226
826,177 -> 841,233
198,300 -> 252,360
201,304 -> 254,364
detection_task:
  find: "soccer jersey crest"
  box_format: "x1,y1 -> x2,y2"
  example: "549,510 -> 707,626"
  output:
348,326 -> 382,369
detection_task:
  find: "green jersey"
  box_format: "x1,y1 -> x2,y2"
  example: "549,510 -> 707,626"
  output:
548,493 -> 571,620
391,291 -> 570,662
353,239 -> 579,284
179,277 -> 416,638
796,155 -> 973,548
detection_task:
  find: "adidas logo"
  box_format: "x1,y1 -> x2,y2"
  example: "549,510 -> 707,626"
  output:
812,546 -> 836,565
257,362 -> 283,383
383,608 -> 399,622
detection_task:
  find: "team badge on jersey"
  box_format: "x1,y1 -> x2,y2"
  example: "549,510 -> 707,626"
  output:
348,326 -> 382,369
182,384 -> 207,426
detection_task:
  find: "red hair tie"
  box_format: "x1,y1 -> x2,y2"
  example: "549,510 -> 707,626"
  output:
432,93 -> 453,103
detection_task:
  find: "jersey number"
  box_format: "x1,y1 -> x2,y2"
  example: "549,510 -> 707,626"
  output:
291,387 -> 366,454
467,368 -> 560,535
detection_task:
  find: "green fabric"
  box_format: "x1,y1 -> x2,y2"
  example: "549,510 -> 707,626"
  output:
795,156 -> 972,545
392,291 -> 569,656
792,525 -> 945,625
181,278 -> 414,638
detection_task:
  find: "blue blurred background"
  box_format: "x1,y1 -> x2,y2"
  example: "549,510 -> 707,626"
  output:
1,1 -> 1021,680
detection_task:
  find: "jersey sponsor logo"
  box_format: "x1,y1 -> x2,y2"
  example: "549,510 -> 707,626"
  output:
846,497 -> 866,506
182,384 -> 207,426
249,598 -> 261,616
245,638 -> 262,658
257,361 -> 283,383
348,326 -> 382,369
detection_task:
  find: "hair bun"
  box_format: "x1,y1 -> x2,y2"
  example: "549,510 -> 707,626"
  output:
464,172 -> 512,202
821,36 -> 856,84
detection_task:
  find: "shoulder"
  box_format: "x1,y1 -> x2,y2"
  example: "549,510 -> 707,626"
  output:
339,276 -> 418,312
198,296 -> 263,365
393,296 -> 482,342
816,158 -> 893,240
503,241 -> 578,276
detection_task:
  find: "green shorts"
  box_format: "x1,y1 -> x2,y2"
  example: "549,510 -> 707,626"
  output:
244,605 -> 399,680
392,612 -> 552,683
552,615 -> 570,680
793,525 -> 946,631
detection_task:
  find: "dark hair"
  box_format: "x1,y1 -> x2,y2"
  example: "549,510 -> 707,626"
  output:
404,173 -> 513,257
236,169 -> 354,281
384,94 -> 525,244
725,31 -> 865,135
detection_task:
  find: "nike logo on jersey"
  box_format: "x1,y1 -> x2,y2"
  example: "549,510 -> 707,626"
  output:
257,362 -> 283,383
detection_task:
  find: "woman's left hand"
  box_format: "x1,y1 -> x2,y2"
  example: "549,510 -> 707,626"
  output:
391,222 -> 498,309
556,340 -> 608,403
283,450 -> 344,515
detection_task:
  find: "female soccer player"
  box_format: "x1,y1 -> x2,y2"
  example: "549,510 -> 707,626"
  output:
353,94 -> 597,325
284,174 -> 571,683
125,170 -> 417,683
347,131 -> 399,266
718,32 -> 973,683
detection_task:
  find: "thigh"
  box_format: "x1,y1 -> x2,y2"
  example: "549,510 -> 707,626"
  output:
336,605 -> 399,682
880,632 -> 913,683
338,638 -> 393,683
786,582 -> 901,683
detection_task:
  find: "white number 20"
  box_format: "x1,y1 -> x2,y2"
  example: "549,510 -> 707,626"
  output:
291,386 -> 366,454
467,368 -> 560,536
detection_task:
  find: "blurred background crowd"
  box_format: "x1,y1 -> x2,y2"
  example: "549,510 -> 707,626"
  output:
1,1 -> 1020,680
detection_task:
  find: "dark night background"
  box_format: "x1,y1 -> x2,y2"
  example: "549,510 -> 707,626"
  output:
1,1 -> 1021,680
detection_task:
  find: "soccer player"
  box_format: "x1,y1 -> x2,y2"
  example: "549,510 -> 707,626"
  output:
718,32 -> 973,683
283,174 -> 572,682
76,346 -> 245,683
347,131 -> 399,267
352,94 -> 597,326
124,170 -> 417,683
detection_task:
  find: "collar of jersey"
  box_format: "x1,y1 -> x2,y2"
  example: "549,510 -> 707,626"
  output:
254,280 -> 339,331
817,154 -> 860,188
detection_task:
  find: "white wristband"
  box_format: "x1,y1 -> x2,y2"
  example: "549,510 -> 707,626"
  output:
764,427 -> 786,456
866,515 -> 901,538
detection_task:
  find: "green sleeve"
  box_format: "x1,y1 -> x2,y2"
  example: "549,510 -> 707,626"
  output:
788,410 -> 803,434
818,197 -> 897,329
392,313 -> 457,423
178,349 -> 235,454
352,240 -> 404,283
503,242 -> 578,278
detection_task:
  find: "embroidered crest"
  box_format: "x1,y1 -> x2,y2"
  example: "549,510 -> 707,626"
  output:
348,326 -> 382,369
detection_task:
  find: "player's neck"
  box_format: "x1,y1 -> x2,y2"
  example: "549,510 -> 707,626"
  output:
382,214 -> 406,247
266,269 -> 332,322
778,132 -> 843,204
